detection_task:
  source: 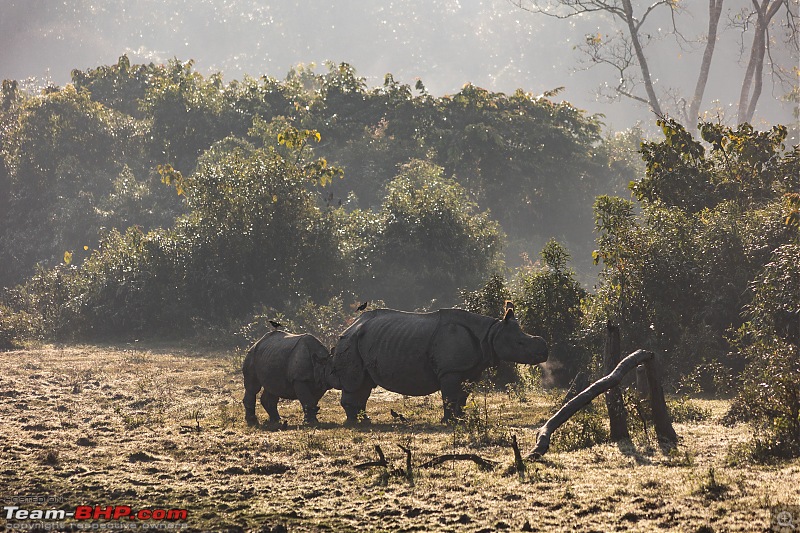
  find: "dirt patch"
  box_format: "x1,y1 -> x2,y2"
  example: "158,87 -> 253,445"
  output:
0,344 -> 797,531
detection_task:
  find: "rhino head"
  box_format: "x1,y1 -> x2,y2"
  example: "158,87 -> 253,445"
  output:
489,308 -> 548,365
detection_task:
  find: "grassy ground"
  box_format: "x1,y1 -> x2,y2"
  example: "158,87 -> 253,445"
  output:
0,344 -> 798,532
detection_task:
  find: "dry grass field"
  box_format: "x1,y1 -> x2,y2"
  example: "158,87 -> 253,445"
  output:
1,344 -> 798,532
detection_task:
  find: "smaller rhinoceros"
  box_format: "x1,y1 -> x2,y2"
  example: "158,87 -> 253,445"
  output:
242,330 -> 330,425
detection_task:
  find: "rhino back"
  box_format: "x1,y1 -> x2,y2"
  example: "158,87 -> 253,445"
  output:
357,310 -> 441,395
249,332 -> 308,398
287,335 -> 327,383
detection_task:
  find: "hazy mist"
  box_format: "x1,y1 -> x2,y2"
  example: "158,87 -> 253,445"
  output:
2,0 -> 796,131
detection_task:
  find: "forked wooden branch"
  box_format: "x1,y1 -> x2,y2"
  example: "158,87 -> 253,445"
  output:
354,444 -> 388,469
528,349 -> 654,459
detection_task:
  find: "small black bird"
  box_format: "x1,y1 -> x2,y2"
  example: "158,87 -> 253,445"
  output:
390,409 -> 407,422
269,320 -> 283,330
356,301 -> 369,311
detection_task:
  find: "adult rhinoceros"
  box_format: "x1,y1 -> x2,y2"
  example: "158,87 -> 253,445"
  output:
242,331 -> 330,425
326,307 -> 548,424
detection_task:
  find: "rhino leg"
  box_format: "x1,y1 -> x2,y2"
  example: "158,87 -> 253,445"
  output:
260,391 -> 281,424
294,381 -> 323,425
440,373 -> 469,424
243,374 -> 261,426
341,378 -> 374,426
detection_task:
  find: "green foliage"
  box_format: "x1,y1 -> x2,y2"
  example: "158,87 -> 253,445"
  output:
665,397 -> 712,424
728,244 -> 800,459
635,119 -> 795,213
11,125 -> 347,339
365,160 -> 504,309
71,55 -> 155,118
1,84 -> 149,285
550,408 -> 610,453
2,58 -> 616,299
589,121 -> 798,388
460,274 -> 511,320
515,239 -> 588,384
0,303 -> 41,350
585,119 -> 800,459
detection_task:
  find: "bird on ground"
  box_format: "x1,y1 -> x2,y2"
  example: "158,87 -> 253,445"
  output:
390,409 -> 407,422
357,301 -> 369,311
269,320 -> 283,330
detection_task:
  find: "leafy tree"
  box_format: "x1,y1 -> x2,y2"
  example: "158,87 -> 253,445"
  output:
139,59 -> 235,172
729,244 -> 800,459
14,125 -> 346,338
515,239 -> 588,384
1,85 -> 146,286
363,159 -> 504,309
589,119 -> 798,388
71,55 -> 156,118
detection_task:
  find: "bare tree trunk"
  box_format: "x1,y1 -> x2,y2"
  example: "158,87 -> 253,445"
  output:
738,0 -> 784,124
688,0 -> 725,124
621,0 -> 663,116
739,22 -> 766,122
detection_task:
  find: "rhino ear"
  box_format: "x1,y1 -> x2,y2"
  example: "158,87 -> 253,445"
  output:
503,307 -> 515,321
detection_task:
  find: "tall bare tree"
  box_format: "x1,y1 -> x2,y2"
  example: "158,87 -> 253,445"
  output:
509,0 -> 797,126
735,0 -> 796,124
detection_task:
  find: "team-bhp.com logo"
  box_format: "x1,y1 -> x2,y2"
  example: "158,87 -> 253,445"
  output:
4,505 -> 188,529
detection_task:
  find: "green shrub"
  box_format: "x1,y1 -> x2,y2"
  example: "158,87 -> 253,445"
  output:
0,303 -> 42,350
515,239 -> 589,386
729,244 -> 800,459
550,408 -> 610,452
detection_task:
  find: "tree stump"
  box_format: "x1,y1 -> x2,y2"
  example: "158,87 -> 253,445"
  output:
604,323 -> 629,441
644,354 -> 678,446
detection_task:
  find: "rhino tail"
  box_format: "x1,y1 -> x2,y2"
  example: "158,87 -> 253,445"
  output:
242,340 -> 258,374
242,341 -> 263,426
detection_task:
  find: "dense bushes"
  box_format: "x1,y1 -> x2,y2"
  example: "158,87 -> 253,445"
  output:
2,121 -> 506,341
586,120 -> 798,382
1,57 -> 623,290
728,244 -> 800,458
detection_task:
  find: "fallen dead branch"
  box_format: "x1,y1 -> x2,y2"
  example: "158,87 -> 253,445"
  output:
398,444 -> 413,484
528,349 -> 655,459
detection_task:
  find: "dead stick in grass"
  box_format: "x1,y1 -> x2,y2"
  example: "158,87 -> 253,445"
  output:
511,434 -> 525,479
419,454 -> 497,471
354,444 -> 388,469
528,349 -> 654,459
398,445 -> 413,484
